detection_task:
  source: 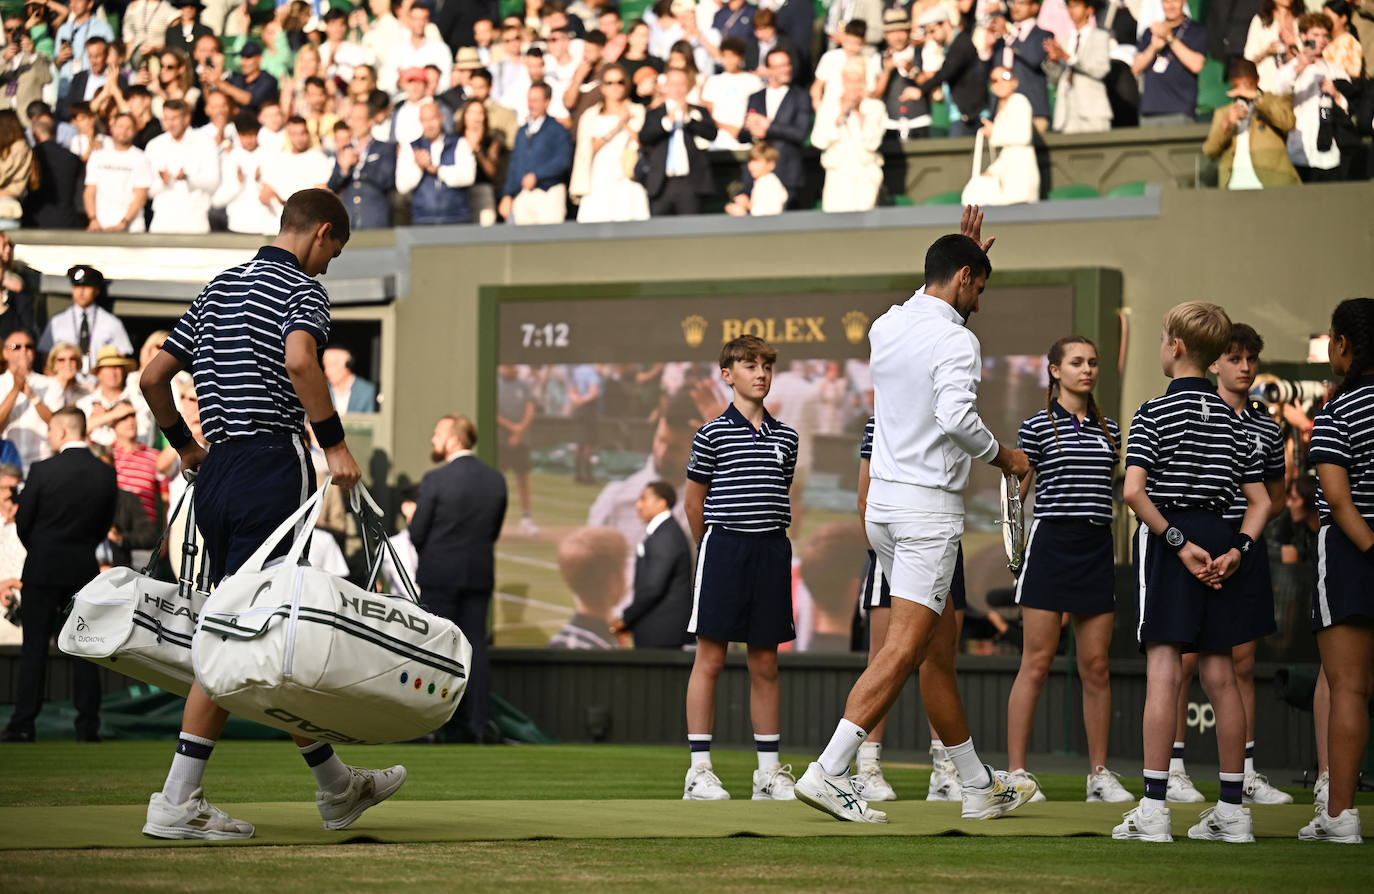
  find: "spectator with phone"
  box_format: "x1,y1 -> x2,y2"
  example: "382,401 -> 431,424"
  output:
54,0 -> 114,100
1203,58 -> 1300,188
1271,11 -> 1351,181
0,13 -> 53,126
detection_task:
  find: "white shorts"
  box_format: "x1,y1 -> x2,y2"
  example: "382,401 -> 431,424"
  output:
864,507 -> 963,614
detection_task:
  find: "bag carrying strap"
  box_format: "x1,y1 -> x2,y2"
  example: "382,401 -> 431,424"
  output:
348,482 -> 421,605
236,478 -> 331,575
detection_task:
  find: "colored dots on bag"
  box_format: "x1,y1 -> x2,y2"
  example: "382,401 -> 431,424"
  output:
399,672 -> 408,684
441,687 -> 449,699
414,677 -> 423,689
427,683 -> 435,695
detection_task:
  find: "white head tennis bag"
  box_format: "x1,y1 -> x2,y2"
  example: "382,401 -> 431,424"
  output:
193,481 -> 470,745
58,481 -> 208,697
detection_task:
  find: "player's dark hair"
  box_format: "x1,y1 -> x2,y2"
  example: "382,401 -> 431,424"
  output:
280,188 -> 351,243
53,405 -> 86,438
1227,322 -> 1264,357
646,479 -> 677,509
843,20 -> 866,38
719,334 -> 777,369
1045,335 -> 1115,452
720,35 -> 746,57
1330,297 -> 1374,397
233,110 -> 260,134
924,234 -> 991,287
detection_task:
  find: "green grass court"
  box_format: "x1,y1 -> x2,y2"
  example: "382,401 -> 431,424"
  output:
2,742 -> 1370,892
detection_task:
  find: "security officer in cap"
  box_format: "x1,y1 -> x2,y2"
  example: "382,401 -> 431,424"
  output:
37,266 -> 134,376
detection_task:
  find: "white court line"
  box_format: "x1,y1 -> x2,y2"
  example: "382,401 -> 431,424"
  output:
496,590 -> 574,616
496,552 -> 561,571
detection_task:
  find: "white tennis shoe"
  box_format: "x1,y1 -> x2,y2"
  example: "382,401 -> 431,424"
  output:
1009,768 -> 1047,803
683,763 -> 730,800
317,764 -> 408,830
1313,770 -> 1330,809
1187,806 -> 1255,843
1166,769 -> 1205,803
1243,771 -> 1293,805
852,764 -> 897,801
1299,806 -> 1363,844
926,753 -> 961,802
752,764 -> 797,800
961,766 -> 1038,819
794,762 -> 888,823
1112,802 -> 1173,842
143,787 -> 255,840
1086,767 -> 1136,803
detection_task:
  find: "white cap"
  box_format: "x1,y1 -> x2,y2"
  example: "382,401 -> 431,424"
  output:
916,6 -> 951,26
671,0 -> 695,13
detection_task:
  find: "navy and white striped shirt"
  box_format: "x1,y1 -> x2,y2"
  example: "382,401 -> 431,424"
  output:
1222,401 -> 1286,523
859,415 -> 875,460
1018,401 -> 1121,524
163,246 -> 331,445
1309,374 -> 1374,523
687,404 -> 799,533
1125,377 -> 1263,514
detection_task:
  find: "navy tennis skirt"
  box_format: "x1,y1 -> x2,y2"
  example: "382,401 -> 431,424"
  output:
1013,518 -> 1115,615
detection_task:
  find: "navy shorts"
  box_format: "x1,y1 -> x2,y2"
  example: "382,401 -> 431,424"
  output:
1313,522 -> 1374,631
862,544 -> 966,611
1230,530 -> 1277,642
195,434 -> 315,585
1132,509 -> 1263,653
1015,518 -> 1115,615
689,528 -> 794,645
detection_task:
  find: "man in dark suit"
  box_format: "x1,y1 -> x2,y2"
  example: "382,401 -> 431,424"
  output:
993,0 -> 1054,131
58,36 -> 126,122
613,481 -> 692,649
641,68 -> 718,216
410,414 -> 507,743
741,47 -> 814,208
1,407 -> 117,742
744,9 -> 803,83
23,117 -> 82,229
163,0 -> 213,62
328,100 -> 397,230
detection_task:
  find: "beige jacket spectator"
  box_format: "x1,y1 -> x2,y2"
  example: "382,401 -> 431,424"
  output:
810,68 -> 885,213
0,110 -> 33,220
0,40 -> 53,127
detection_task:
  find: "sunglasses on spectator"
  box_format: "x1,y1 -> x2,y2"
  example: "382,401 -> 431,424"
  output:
54,355 -> 79,363
6,342 -> 33,350
603,77 -> 625,85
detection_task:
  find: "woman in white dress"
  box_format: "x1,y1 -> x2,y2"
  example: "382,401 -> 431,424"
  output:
971,66 -> 1040,205
570,64 -> 651,223
811,60 -> 886,213
1245,0 -> 1304,92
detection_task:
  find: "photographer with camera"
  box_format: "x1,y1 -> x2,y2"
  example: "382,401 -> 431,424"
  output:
1203,57 -> 1300,187
0,13 -> 52,126
1271,11 -> 1352,181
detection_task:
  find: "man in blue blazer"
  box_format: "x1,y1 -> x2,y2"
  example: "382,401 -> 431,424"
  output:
322,347 -> 378,413
740,47 -> 814,208
328,101 -> 396,230
499,82 -> 572,225
993,0 -> 1054,131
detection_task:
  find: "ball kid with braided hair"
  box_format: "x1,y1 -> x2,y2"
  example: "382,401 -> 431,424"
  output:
1301,296 -> 1374,844
1005,335 -> 1132,804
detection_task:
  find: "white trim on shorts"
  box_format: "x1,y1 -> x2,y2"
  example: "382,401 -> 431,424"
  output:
1136,524 -> 1149,645
1013,518 -> 1041,605
290,436 -> 312,543
687,527 -> 712,634
1316,525 -> 1332,629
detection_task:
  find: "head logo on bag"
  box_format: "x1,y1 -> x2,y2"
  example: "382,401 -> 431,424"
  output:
339,594 -> 431,635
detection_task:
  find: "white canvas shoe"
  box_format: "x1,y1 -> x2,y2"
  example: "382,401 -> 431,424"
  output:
961,766 -> 1038,819
794,762 -> 888,823
1187,806 -> 1255,843
852,764 -> 897,802
1112,802 -> 1173,842
1086,767 -> 1135,803
1299,806 -> 1363,844
752,764 -> 797,800
1313,770 -> 1330,809
143,788 -> 255,840
1009,769 -> 1047,803
926,754 -> 961,802
683,763 -> 730,800
1166,769 -> 1205,803
317,764 -> 408,830
1243,771 -> 1293,805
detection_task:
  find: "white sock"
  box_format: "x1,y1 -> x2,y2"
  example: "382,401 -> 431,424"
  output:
688,734 -> 712,769
1244,741 -> 1256,776
818,719 -> 867,776
1169,742 -> 1185,773
755,734 -> 780,772
163,732 -> 216,804
299,742 -> 351,795
857,741 -> 882,773
946,738 -> 992,789
1215,798 -> 1242,817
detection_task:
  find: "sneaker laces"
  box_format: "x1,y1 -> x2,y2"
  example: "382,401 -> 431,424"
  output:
762,763 -> 795,787
1092,766 -> 1127,788
853,765 -> 884,792
691,765 -> 725,788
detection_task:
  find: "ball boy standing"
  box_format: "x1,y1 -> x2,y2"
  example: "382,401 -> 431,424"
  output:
1116,302 -> 1271,844
681,335 -> 800,801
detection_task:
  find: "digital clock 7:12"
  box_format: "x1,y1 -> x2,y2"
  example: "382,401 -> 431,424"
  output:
520,322 -> 570,348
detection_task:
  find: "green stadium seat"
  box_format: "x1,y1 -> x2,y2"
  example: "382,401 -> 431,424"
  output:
893,194 -> 915,206
1196,58 -> 1230,117
923,191 -> 964,206
930,99 -> 951,137
1104,181 -> 1149,198
1048,184 -> 1100,199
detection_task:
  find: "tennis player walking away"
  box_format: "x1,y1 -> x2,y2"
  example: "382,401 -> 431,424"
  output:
137,189 -> 407,840
795,207 -> 1039,823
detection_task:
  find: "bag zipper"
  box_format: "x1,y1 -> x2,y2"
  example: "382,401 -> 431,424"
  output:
283,566 -> 305,680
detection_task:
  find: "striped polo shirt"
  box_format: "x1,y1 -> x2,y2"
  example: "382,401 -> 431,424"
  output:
1018,401 -> 1121,524
162,246 -> 331,445
1125,377 -> 1263,514
1309,374 -> 1374,524
860,415 -> 875,460
1222,401 -> 1286,523
687,403 -> 799,533
113,441 -> 161,523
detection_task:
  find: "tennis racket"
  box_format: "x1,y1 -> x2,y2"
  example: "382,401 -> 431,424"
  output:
998,472 -> 1027,575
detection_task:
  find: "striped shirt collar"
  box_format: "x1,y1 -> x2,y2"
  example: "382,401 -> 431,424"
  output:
254,245 -> 304,270
1049,398 -> 1098,425
1165,376 -> 1215,395
723,402 -> 777,436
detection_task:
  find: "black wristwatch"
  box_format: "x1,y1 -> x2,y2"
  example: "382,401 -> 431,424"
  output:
1164,526 -> 1185,552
